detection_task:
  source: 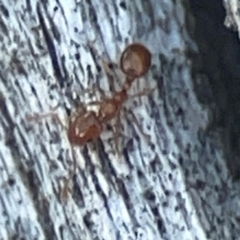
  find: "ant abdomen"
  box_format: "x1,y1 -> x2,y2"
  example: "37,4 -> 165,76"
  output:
68,111 -> 103,145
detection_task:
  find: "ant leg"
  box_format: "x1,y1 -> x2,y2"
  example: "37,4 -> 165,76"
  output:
26,110 -> 67,130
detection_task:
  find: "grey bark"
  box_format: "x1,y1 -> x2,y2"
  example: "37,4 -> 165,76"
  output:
0,0 -> 240,239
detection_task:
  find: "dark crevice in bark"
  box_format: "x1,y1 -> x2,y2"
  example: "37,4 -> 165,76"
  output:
189,0 -> 240,179
36,3 -> 65,89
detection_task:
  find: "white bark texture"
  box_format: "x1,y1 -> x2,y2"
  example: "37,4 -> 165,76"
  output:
0,0 -> 240,239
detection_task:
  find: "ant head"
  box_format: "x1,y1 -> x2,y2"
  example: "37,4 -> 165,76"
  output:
120,43 -> 151,79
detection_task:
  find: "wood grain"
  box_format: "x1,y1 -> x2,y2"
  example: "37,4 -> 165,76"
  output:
0,0 -> 239,239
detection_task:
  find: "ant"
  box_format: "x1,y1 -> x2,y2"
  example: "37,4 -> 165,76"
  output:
26,42 -> 154,200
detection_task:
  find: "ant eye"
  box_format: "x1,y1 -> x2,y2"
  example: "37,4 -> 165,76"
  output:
120,43 -> 151,78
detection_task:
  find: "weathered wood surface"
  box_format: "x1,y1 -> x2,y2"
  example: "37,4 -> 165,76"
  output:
0,0 -> 240,239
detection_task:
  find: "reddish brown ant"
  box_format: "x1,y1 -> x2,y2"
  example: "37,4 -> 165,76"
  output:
27,42 -> 152,147
26,42 -> 153,200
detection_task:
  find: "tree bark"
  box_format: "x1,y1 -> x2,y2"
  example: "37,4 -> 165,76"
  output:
0,0 -> 240,239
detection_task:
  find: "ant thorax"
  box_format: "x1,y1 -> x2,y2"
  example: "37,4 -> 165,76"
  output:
99,100 -> 118,123
98,89 -> 128,123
